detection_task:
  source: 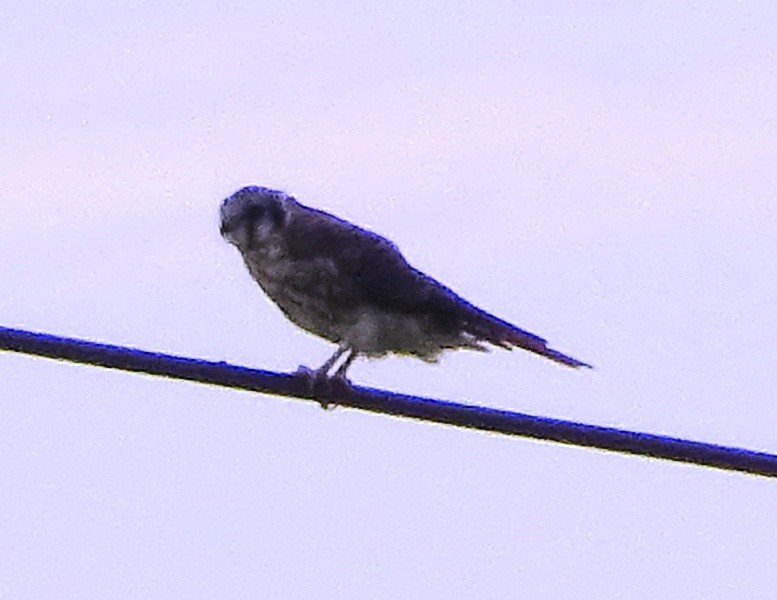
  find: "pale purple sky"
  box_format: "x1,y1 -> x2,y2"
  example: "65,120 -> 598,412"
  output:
2,2 -> 776,598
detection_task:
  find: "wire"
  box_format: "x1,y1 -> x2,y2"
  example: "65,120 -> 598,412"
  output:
1,325 -> 774,478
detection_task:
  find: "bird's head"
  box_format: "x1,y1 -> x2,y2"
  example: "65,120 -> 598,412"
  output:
220,186 -> 290,250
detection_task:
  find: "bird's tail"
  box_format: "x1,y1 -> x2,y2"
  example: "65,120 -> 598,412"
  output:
532,345 -> 592,369
468,311 -> 592,369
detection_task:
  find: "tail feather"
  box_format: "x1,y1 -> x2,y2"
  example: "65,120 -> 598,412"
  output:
533,345 -> 592,369
465,311 -> 592,369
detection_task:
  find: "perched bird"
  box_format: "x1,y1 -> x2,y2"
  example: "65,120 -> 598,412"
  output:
220,185 -> 591,380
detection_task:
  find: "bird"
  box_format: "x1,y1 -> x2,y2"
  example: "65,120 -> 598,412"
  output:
220,185 -> 591,381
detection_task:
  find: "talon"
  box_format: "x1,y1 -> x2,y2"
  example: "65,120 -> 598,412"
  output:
294,364 -> 314,378
293,364 -> 317,391
314,375 -> 337,410
295,347 -> 358,410
294,365 -> 336,409
329,374 -> 352,395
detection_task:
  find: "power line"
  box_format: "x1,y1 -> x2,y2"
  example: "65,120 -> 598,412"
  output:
1,325 -> 774,478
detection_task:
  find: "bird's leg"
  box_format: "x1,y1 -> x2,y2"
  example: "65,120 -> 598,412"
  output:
316,349 -> 356,409
294,344 -> 347,379
332,350 -> 357,381
317,344 -> 350,376
295,344 -> 352,409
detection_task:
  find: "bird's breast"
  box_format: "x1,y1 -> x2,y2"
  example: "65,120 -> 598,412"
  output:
242,250 -> 355,343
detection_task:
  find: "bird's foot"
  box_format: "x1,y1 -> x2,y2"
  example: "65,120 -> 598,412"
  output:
294,364 -> 315,381
294,365 -> 352,410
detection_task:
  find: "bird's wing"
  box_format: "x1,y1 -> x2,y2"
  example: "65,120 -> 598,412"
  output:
282,205 -> 457,311
284,205 -> 590,368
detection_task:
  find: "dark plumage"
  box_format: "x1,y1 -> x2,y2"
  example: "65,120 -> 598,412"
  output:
220,185 -> 591,378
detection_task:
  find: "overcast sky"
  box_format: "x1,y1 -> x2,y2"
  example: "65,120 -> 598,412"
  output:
2,2 -> 776,598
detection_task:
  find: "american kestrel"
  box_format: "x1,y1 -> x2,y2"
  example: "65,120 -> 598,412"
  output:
220,185 -> 591,380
